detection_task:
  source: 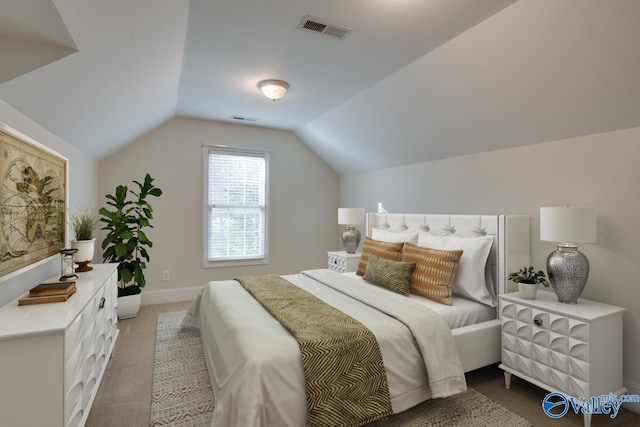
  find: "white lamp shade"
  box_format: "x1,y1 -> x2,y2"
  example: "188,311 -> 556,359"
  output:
338,208 -> 364,225
540,206 -> 596,243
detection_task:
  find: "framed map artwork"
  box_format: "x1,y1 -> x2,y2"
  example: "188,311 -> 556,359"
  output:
0,124 -> 67,279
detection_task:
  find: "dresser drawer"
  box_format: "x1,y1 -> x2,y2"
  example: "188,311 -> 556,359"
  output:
65,314 -> 84,360
65,341 -> 84,392
501,300 -> 591,393
64,371 -> 84,424
0,264 -> 119,427
327,251 -> 360,273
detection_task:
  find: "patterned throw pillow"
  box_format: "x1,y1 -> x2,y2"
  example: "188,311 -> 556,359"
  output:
356,237 -> 405,276
417,233 -> 495,306
363,254 -> 416,296
402,242 -> 463,305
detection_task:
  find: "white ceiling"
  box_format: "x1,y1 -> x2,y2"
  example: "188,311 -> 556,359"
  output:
2,0 -> 640,175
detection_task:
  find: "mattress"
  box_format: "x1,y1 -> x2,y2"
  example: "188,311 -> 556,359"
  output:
342,272 -> 496,329
184,269 -> 467,427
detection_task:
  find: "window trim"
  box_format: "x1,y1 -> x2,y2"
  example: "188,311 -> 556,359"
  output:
202,145 -> 270,268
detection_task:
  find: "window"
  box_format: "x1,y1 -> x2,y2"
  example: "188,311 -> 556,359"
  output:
203,146 -> 269,267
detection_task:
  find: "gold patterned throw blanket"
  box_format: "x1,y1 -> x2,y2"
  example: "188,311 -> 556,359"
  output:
235,275 -> 392,427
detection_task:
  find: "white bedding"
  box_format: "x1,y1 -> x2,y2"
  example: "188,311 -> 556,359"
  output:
184,269 -> 467,427
342,272 -> 496,329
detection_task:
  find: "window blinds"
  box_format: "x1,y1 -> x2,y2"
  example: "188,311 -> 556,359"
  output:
206,148 -> 267,261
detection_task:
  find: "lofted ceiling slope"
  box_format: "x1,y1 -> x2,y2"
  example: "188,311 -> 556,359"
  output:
0,0 -> 77,84
1,0 -> 640,176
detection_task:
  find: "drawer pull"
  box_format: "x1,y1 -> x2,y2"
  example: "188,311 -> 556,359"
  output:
99,297 -> 106,310
534,316 -> 543,327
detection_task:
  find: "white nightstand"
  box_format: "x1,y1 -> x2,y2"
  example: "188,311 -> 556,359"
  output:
327,251 -> 360,273
499,290 -> 626,427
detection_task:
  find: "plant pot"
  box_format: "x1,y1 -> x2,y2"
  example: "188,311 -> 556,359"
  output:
71,238 -> 95,272
518,282 -> 538,300
117,294 -> 141,319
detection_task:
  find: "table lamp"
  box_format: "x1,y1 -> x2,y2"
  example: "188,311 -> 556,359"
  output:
540,206 -> 596,303
338,208 -> 364,253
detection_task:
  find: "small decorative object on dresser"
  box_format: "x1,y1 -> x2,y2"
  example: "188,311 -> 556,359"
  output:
327,251 -> 360,273
69,206 -> 99,272
338,208 -> 365,253
499,291 -> 625,427
18,280 -> 77,305
540,206 -> 596,304
508,266 -> 549,300
59,248 -> 78,281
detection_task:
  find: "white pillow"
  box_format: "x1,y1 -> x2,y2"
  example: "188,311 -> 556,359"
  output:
417,232 -> 495,307
371,228 -> 419,244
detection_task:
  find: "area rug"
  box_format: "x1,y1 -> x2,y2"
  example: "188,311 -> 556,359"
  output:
151,310 -> 214,426
151,310 -> 532,427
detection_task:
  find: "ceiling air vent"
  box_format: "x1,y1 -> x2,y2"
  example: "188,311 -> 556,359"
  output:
231,115 -> 258,122
297,15 -> 352,40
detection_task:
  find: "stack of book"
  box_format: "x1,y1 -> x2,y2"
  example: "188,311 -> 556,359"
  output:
18,281 -> 77,306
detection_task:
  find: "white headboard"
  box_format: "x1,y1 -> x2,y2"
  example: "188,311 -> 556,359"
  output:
366,213 -> 530,309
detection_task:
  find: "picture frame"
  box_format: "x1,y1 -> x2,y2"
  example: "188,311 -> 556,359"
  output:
0,123 -> 67,281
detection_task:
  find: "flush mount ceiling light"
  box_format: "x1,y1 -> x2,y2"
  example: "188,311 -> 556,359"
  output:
257,79 -> 289,101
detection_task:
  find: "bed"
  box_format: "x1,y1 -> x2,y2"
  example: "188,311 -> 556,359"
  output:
184,213 -> 530,427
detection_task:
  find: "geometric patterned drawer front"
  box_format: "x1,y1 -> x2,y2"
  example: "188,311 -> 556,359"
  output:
549,314 -> 569,335
328,254 -> 348,273
569,319 -> 589,340
569,377 -> 590,398
500,291 -> 626,409
569,340 -> 589,362
532,344 -> 549,364
327,252 -> 360,274
501,300 -> 590,395
0,264 -> 119,427
549,350 -> 569,372
569,358 -> 590,382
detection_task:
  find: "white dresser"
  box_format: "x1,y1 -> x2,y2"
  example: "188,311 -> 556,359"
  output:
0,263 -> 119,427
499,290 -> 625,427
327,251 -> 360,273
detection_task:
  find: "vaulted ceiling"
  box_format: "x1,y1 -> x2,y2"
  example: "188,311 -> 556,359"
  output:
2,0 -> 640,175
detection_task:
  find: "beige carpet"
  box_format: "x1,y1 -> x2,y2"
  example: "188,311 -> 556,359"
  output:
151,310 -> 533,427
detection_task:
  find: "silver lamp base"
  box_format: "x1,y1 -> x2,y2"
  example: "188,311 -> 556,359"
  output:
341,226 -> 361,254
546,244 -> 589,304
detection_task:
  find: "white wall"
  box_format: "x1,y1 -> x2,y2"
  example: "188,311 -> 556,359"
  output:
0,100 -> 98,306
98,117 -> 339,302
340,126 -> 640,410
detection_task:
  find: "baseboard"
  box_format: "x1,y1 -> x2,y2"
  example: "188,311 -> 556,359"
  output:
623,378 -> 640,414
141,286 -> 203,306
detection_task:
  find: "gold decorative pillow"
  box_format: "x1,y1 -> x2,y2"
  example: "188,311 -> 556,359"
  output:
363,254 -> 416,296
356,237 -> 405,276
402,242 -> 463,305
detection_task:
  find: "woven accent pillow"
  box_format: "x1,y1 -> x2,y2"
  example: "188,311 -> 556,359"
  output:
363,254 -> 416,296
356,237 -> 405,276
402,242 -> 463,305
418,233 -> 495,307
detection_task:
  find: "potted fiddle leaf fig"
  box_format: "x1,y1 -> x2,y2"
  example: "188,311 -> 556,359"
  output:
100,174 -> 162,318
69,207 -> 99,272
509,266 -> 549,300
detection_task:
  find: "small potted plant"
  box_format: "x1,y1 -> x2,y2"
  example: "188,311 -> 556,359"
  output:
508,266 -> 549,299
69,207 -> 99,272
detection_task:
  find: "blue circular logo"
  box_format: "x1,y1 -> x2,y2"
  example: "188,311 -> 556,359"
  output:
542,392 -> 569,418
